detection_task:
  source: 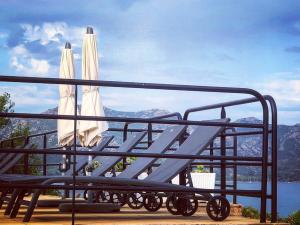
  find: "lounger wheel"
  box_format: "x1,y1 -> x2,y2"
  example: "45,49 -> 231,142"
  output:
110,193 -> 126,206
95,191 -> 110,202
206,196 -> 230,221
83,190 -> 90,200
166,194 -> 180,215
177,195 -> 198,216
127,192 -> 144,209
83,190 -> 97,201
96,191 -> 126,206
143,193 -> 163,212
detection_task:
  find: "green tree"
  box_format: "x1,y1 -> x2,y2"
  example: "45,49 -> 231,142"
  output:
0,92 -> 14,129
0,93 -> 42,175
9,123 -> 30,147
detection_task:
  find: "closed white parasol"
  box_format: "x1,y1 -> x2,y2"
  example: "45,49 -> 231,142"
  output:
79,27 -> 108,147
57,42 -> 77,146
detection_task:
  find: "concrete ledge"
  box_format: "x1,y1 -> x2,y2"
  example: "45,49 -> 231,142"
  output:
59,203 -> 121,213
38,198 -> 86,207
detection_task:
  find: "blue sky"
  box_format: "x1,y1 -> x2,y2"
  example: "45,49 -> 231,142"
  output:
0,0 -> 300,124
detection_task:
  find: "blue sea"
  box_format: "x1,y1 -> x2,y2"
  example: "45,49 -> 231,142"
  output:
226,182 -> 300,217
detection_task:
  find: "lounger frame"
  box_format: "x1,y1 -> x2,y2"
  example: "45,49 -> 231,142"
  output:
0,75 -> 277,223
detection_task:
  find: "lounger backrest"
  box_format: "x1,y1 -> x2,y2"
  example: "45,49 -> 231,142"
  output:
0,144 -> 32,174
117,125 -> 187,179
146,118 -> 230,183
0,153 -> 8,161
64,136 -> 114,176
0,153 -> 16,169
92,131 -> 147,176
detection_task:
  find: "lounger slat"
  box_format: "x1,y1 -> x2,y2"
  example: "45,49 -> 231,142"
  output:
0,153 -> 15,169
64,136 -> 114,176
92,131 -> 147,176
117,125 -> 186,179
146,118 -> 229,183
0,144 -> 32,174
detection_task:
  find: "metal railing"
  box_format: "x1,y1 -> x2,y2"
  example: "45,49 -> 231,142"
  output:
0,75 -> 275,223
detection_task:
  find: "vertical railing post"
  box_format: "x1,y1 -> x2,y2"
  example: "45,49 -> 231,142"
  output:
43,134 -> 47,176
179,131 -> 187,186
260,99 -> 269,223
147,123 -> 153,147
220,107 -> 226,197
11,139 -> 15,173
267,97 -> 278,222
71,84 -> 78,225
147,123 -> 153,174
23,137 -> 29,175
122,123 -> 129,170
233,130 -> 237,204
209,143 -> 214,173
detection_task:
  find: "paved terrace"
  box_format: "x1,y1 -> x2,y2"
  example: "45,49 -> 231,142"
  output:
0,195 -> 287,225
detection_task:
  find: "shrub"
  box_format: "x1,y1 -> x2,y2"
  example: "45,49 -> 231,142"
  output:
242,206 -> 300,224
242,206 -> 260,219
286,211 -> 300,225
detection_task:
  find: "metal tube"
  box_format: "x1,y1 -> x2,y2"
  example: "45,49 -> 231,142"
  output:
0,74 -> 271,222
0,147 -> 263,161
0,75 -> 269,98
209,143 -> 214,173
43,134 -> 47,176
183,96 -> 259,120
220,107 -> 226,197
0,112 -> 264,128
0,183 -> 262,197
260,102 -> 269,223
72,85 -> 78,224
265,95 -> 278,222
233,130 -> 238,204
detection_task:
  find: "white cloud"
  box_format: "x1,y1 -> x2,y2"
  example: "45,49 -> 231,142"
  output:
9,44 -> 51,76
0,84 -> 58,112
21,22 -> 84,48
8,22 -> 86,77
260,79 -> 300,105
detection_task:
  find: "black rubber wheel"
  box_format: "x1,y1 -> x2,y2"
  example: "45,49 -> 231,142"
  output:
110,193 -> 126,206
166,195 -> 180,215
143,194 -> 163,212
127,192 -> 144,209
95,191 -> 110,202
83,190 -> 97,202
83,190 -> 89,200
177,196 -> 198,216
206,196 -> 230,221
95,191 -> 126,206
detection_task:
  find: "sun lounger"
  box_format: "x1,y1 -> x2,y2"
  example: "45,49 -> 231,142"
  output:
93,125 -> 186,177
7,119 -> 229,222
0,136 -> 114,210
0,132 -> 146,216
0,144 -> 33,174
2,125 -> 185,216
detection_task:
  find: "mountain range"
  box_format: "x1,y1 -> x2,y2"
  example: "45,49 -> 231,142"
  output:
0,107 -> 299,181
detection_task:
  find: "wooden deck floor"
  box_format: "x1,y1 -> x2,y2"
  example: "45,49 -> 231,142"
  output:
0,196 -> 283,225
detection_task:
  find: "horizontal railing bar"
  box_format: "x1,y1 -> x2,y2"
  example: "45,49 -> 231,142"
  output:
0,183 -> 261,196
108,128 -> 163,133
0,112 -> 264,128
0,130 -> 57,143
191,161 -> 262,166
215,184 -> 235,187
0,147 -> 263,161
183,96 -> 266,119
0,129 -> 267,144
225,130 -> 271,137
14,163 -> 59,167
0,75 -> 265,99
